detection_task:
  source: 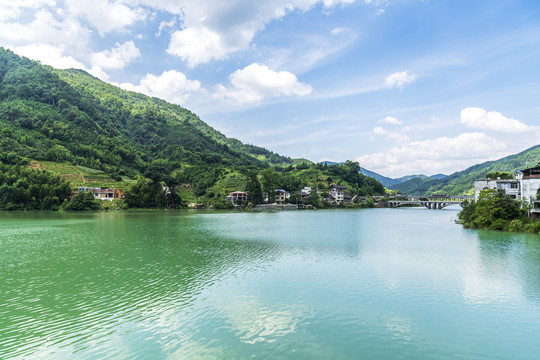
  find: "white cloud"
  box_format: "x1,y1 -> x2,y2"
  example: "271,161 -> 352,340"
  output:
0,0 -> 56,21
119,70 -> 201,104
161,0 -> 360,67
167,26 -> 238,67
460,107 -> 532,133
385,71 -> 416,89
65,0 -> 147,36
357,132 -> 507,177
372,126 -> 410,142
0,9 -> 91,48
88,66 -> 111,81
156,17 -> 177,37
213,63 -> 313,105
12,43 -> 86,69
91,41 -> 141,70
379,116 -> 403,125
331,27 -> 346,35
373,126 -> 387,135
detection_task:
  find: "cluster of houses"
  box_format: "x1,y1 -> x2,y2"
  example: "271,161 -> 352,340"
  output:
225,185 -> 356,206
474,165 -> 540,219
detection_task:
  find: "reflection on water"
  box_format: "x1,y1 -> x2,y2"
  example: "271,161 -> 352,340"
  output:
474,229 -> 540,303
1,209 -> 540,359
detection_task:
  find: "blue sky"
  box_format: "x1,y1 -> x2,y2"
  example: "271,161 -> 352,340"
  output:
1,0 -> 539,177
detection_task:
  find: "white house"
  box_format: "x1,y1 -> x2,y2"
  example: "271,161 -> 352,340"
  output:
77,187 -> 121,201
226,191 -> 247,206
474,179 -> 519,201
517,166 -> 540,203
275,189 -> 289,205
473,166 -> 540,203
330,185 -> 346,203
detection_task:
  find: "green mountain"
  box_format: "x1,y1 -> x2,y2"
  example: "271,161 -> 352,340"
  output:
390,144 -> 540,195
0,47 -> 385,209
0,47 -> 291,175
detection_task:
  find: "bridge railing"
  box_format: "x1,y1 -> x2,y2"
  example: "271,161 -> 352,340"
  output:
388,195 -> 474,202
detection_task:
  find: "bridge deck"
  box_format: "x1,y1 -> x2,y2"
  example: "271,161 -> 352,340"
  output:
387,200 -> 464,209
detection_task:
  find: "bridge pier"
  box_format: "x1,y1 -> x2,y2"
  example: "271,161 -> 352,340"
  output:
386,198 -> 466,209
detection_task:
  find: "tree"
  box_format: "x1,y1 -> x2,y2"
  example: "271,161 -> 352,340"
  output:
245,170 -> 263,205
485,171 -> 513,180
63,191 -> 100,210
260,168 -> 280,203
458,189 -> 524,230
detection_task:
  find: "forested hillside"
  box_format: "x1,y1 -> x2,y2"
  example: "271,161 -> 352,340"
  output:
0,47 -> 385,209
391,145 -> 540,195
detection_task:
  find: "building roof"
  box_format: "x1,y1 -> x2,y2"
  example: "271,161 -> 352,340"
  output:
521,166 -> 540,178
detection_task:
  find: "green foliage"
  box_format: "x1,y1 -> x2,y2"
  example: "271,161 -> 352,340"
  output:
260,168 -> 280,202
244,170 -> 263,205
485,171 -> 513,180
0,48 -> 387,210
0,162 -> 71,210
458,189 -> 525,230
124,177 -> 167,209
62,191 -> 100,210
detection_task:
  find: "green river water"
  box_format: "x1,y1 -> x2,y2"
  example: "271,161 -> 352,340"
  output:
1,208 -> 539,359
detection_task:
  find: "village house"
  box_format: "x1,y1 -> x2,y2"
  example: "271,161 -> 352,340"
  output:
226,191 -> 247,206
474,178 -> 520,201
517,166 -> 540,203
329,185 -> 346,203
275,189 -> 289,205
77,187 -> 123,201
530,201 -> 540,220
473,166 -> 540,217
294,187 -> 312,203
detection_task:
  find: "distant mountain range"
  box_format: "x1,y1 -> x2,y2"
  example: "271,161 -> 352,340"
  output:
359,168 -> 447,188
386,144 -> 540,195
325,144 -> 540,196
320,161 -> 447,189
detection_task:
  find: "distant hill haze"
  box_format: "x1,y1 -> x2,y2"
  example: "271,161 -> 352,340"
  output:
385,144 -> 540,195
360,168 -> 448,188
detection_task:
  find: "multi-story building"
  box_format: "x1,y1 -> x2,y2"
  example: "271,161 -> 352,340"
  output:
329,185 -> 346,203
275,189 -> 289,205
474,179 -> 520,201
473,165 -> 540,204
517,166 -> 540,203
226,191 -> 248,206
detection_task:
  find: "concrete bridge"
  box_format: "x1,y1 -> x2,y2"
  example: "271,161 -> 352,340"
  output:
387,195 -> 473,210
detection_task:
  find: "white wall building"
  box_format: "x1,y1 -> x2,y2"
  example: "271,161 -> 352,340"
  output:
517,167 -> 540,203
474,166 -> 540,203
330,185 -> 346,203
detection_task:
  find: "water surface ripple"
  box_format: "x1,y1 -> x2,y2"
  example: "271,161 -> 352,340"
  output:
1,209 -> 539,359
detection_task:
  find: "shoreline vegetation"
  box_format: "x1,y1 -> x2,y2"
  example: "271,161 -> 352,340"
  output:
0,48 -> 385,213
457,188 -> 540,235
0,158 -> 384,212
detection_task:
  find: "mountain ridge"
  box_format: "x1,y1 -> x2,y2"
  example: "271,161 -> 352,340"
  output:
389,144 -> 540,195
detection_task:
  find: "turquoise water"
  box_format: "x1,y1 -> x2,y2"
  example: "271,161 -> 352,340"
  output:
1,208 -> 539,359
